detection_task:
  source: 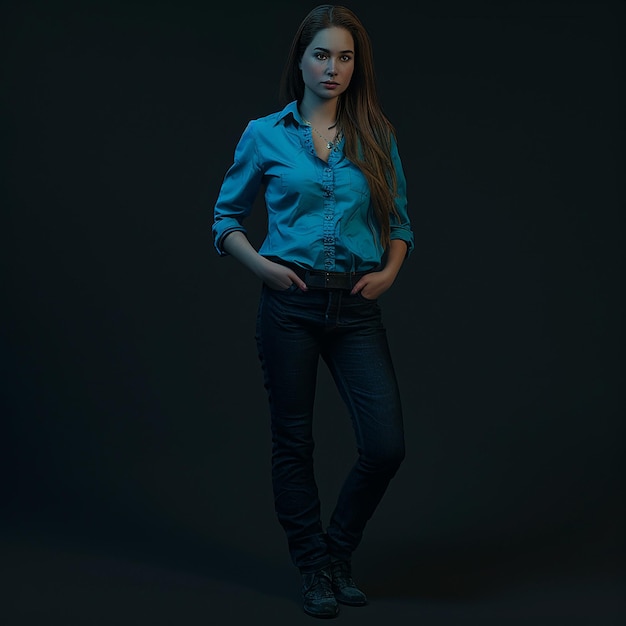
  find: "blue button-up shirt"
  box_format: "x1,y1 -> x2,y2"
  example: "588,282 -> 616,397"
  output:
212,101 -> 414,273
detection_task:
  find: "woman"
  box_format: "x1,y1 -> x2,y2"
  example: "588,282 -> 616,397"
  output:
212,4 -> 414,619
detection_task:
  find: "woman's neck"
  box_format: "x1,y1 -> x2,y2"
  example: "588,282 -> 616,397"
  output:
299,97 -> 338,129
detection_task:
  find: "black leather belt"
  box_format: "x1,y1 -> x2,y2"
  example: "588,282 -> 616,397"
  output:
269,258 -> 367,290
302,269 -> 364,290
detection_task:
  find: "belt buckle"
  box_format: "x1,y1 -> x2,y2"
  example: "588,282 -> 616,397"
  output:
327,271 -> 351,290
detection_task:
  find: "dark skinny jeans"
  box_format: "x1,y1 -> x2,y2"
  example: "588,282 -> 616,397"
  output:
255,283 -> 406,573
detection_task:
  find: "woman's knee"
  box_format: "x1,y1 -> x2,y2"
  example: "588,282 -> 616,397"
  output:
362,440 -> 405,474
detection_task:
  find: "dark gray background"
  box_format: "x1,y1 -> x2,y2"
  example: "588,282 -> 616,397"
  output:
1,0 -> 624,624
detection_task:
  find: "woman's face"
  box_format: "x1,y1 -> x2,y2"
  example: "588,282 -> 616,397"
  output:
299,26 -> 355,101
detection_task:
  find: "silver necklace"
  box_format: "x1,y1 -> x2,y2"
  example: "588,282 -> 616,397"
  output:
302,118 -> 342,151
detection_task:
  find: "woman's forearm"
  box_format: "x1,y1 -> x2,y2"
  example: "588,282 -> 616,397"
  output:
222,231 -> 271,278
381,239 -> 408,280
222,231 -> 307,291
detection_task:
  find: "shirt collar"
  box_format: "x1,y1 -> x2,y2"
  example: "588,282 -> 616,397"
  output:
275,101 -> 306,127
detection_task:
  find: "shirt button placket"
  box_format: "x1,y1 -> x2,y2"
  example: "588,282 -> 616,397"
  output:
322,166 -> 335,272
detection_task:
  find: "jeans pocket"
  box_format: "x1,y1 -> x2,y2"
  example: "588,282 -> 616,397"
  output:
356,290 -> 377,303
267,282 -> 300,294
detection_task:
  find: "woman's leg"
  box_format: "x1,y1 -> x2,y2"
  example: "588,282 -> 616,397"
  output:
255,285 -> 331,572
320,293 -> 406,561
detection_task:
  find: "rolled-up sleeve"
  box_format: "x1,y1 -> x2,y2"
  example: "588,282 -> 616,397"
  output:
212,121 -> 264,256
389,137 -> 414,257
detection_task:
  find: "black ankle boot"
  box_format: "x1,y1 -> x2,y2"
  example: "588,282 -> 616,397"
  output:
330,559 -> 368,606
301,566 -> 339,618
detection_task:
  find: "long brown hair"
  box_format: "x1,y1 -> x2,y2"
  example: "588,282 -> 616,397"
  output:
280,4 -> 400,249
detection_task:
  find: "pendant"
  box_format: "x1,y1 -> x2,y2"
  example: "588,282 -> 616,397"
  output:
326,142 -> 333,150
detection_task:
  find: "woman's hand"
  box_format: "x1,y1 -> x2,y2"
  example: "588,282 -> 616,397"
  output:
350,270 -> 394,300
222,231 -> 307,291
256,258 -> 308,291
350,239 -> 408,300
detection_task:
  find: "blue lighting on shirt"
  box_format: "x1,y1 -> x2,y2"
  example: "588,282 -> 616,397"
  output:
212,101 -> 414,273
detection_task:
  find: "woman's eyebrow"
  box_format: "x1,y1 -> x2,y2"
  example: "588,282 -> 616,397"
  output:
313,46 -> 354,54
